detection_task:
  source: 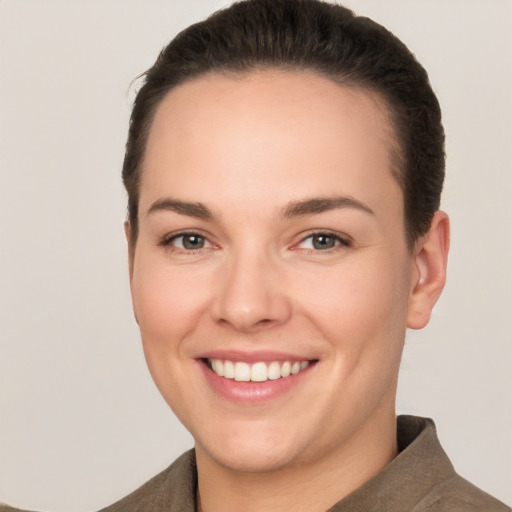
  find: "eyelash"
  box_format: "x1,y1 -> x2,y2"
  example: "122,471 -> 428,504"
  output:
158,231 -> 214,253
159,230 -> 351,254
294,231 -> 352,252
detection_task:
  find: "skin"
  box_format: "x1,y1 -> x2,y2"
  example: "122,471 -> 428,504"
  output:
126,70 -> 449,512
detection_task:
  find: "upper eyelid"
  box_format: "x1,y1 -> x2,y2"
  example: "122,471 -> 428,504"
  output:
157,228 -> 351,247
160,229 -> 213,246
296,229 -> 352,244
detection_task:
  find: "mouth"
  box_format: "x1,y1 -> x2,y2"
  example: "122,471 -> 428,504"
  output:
205,358 -> 312,382
197,351 -> 318,403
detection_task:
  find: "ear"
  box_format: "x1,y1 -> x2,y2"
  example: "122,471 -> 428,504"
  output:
407,211 -> 450,330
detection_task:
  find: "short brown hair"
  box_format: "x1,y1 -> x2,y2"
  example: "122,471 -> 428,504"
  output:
123,0 -> 445,247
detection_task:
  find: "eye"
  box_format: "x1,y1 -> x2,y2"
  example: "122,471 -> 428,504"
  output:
297,232 -> 351,251
161,232 -> 213,251
175,234 -> 207,250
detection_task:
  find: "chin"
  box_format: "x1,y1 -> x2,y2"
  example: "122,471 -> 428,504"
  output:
203,443 -> 302,474
194,423 -> 311,474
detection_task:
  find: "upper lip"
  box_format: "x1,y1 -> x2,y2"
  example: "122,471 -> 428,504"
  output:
196,349 -> 316,364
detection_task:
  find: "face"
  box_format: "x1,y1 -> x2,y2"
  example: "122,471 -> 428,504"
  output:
128,70 -> 425,473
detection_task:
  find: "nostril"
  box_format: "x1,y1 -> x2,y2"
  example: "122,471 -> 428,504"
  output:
211,276 -> 293,331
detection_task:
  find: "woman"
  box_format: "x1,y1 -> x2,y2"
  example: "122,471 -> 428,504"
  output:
102,1 -> 507,510
1,1 -> 510,511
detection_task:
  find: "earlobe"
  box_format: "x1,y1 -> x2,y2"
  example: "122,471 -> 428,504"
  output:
407,211 -> 450,330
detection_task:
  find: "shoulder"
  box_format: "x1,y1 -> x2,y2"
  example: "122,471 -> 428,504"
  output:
395,416 -> 510,512
418,474 -> 511,512
98,449 -> 197,512
383,416 -> 511,512
0,450 -> 197,512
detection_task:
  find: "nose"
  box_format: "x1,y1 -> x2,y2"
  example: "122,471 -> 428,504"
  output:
211,249 -> 292,333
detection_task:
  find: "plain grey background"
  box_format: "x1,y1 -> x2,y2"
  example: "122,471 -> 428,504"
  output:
1,1 -> 511,510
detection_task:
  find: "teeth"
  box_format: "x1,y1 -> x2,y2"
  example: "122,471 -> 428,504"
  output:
211,359 -> 224,377
280,361 -> 291,378
209,359 -> 310,382
224,360 -> 235,379
250,362 -> 268,382
234,362 -> 251,382
267,361 -> 281,380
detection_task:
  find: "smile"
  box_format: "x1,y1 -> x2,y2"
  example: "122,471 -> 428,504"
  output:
208,359 -> 310,382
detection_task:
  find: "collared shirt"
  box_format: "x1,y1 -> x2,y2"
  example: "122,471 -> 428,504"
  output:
2,416 -> 510,512
97,415 -> 509,512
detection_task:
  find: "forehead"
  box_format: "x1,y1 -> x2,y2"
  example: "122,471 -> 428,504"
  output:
146,70 -> 396,159
141,70 -> 402,221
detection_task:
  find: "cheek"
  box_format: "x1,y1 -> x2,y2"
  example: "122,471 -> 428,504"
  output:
131,259 -> 212,349
130,260 -> 213,412
299,256 -> 411,357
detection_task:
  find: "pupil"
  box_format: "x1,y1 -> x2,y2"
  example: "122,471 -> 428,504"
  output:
183,235 -> 204,250
313,235 -> 334,250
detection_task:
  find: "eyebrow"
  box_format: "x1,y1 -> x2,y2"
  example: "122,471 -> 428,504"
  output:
282,196 -> 375,218
147,198 -> 214,220
147,195 -> 374,221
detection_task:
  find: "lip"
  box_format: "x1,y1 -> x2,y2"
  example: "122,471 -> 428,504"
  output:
196,351 -> 317,403
196,349 -> 313,364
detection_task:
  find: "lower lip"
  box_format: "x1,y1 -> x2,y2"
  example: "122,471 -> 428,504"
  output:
198,360 -> 314,403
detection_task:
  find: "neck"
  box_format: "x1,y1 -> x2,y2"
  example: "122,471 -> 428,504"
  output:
195,411 -> 398,512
